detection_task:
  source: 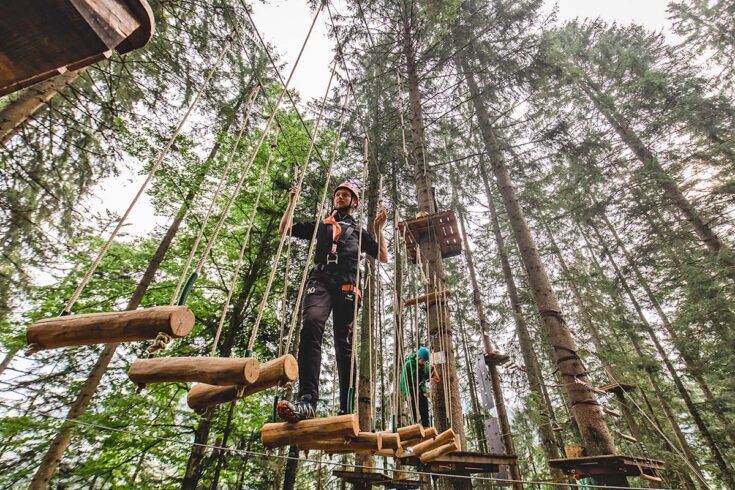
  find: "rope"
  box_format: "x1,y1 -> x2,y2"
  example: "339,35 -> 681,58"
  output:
347,137 -> 370,409
248,57 -> 339,353
210,128 -> 277,356
170,85 -> 261,304
62,33 -> 234,313
282,88 -> 352,355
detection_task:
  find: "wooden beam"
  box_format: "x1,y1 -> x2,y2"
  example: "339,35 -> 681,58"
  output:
423,427 -> 438,439
299,432 -> 382,453
420,441 -> 459,463
26,306 -> 194,352
186,354 -> 298,412
379,431 -> 401,450
262,414 -> 360,448
128,357 -> 259,387
404,290 -> 451,307
409,429 -> 455,457
397,424 -> 425,441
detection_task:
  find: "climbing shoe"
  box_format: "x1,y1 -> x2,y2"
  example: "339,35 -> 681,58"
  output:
277,399 -> 316,423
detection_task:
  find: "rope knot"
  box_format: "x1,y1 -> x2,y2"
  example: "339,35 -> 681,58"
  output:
147,332 -> 172,354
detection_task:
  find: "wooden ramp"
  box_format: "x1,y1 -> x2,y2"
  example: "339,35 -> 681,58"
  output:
26,306 -> 195,352
403,451 -> 517,475
398,210 -> 462,263
549,454 -> 665,478
1,0 -> 155,96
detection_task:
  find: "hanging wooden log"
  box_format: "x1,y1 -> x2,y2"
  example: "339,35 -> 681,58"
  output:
423,427 -> 438,439
26,306 -> 195,352
409,428 -> 455,457
128,357 -> 260,387
262,414 -> 359,448
603,407 -> 621,418
420,440 -> 460,464
188,384 -> 238,413
404,290 -> 451,307
1,0 -> 155,96
617,432 -> 638,443
299,432 -> 382,453
375,449 -> 396,458
640,473 -> 663,483
186,354 -> 297,412
397,424 -> 425,441
379,432 -> 401,450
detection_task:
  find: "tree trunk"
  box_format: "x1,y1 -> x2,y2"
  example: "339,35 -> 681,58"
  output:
0,347 -> 18,377
27,94 -> 245,489
209,402 -> 237,490
181,412 -> 215,489
586,220 -> 735,488
401,7 -> 466,467
476,156 -> 564,471
0,69 -> 84,145
580,78 -> 735,276
459,48 -> 625,487
281,446 -> 300,490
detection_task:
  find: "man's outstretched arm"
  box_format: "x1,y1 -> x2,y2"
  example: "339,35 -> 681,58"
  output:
279,187 -> 298,236
373,206 -> 389,263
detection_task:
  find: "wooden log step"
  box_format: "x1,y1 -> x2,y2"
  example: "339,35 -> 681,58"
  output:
397,424 -> 425,441
409,428 -> 455,457
423,427 -> 438,439
262,414 -> 359,448
128,357 -> 259,387
640,473 -> 663,483
404,290 -> 451,307
603,407 -> 621,417
617,432 -> 638,443
26,306 -> 195,352
420,440 -> 460,464
379,431 -> 401,450
299,432 -> 382,453
186,355 -> 298,412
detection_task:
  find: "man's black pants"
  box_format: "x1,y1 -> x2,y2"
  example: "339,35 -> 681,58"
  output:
297,270 -> 357,413
408,384 -> 430,427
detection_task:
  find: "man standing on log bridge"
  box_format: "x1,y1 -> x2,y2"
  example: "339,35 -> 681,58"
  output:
277,182 -> 388,422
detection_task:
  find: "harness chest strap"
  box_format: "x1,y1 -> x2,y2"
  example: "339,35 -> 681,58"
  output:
322,211 -> 356,264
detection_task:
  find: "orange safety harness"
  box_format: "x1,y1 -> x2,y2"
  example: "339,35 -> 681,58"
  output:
323,210 -> 342,264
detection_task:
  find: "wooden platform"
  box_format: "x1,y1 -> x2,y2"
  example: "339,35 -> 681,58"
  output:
549,454 -> 665,478
398,210 -> 462,263
1,0 -> 155,96
333,471 -> 425,489
598,383 -> 636,394
402,451 -> 516,475
484,351 -> 510,365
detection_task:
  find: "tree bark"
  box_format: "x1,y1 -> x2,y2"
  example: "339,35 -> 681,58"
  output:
0,347 -> 18,377
401,8 -> 466,476
476,155 -> 566,470
0,69 -> 84,145
27,94 -> 245,489
181,412 -> 214,489
459,47 -> 625,487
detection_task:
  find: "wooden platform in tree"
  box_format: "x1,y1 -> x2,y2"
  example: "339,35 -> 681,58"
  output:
402,451 -> 516,475
549,454 -> 665,478
333,471 -> 426,489
404,290 -> 451,307
1,0 -> 155,96
398,210 -> 462,262
484,351 -> 510,365
598,383 -> 636,394
26,306 -> 195,352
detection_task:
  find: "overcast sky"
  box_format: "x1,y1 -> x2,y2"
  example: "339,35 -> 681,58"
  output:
94,0 -> 674,240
